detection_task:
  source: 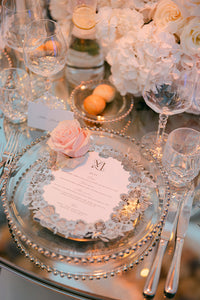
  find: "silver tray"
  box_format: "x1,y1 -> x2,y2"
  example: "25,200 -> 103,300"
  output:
1,128 -> 171,280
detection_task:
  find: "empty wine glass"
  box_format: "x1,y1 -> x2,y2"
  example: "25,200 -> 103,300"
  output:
162,127 -> 200,187
23,19 -> 68,109
1,0 -> 42,60
0,67 -> 31,123
141,61 -> 194,157
191,61 -> 200,111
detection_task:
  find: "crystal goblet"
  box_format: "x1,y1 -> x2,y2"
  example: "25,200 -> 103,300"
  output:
23,19 -> 68,109
192,62 -> 200,111
141,62 -> 194,157
0,68 -> 31,124
1,0 -> 42,57
162,127 -> 200,187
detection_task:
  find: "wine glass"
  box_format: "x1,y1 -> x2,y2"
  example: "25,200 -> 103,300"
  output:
23,19 -> 68,109
141,61 -> 195,158
1,0 -> 42,59
162,127 -> 200,187
191,59 -> 200,112
0,67 -> 31,124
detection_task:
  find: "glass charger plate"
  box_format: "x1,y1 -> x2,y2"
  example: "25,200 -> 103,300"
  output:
69,79 -> 134,124
2,129 -> 170,279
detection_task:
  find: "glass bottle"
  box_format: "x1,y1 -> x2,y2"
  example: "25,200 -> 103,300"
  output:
65,0 -> 104,86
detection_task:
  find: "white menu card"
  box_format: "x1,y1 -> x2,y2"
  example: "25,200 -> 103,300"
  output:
43,152 -> 129,223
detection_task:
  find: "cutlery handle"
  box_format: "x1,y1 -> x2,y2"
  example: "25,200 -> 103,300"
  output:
0,161 -> 5,169
143,239 -> 168,297
165,237 -> 184,295
0,169 -> 10,189
0,161 -> 6,177
0,173 -> 6,188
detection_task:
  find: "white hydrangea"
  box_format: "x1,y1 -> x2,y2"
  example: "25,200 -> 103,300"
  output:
96,0 -> 158,22
97,0 -> 136,9
107,23 -> 181,96
49,0 -> 159,21
97,0 -> 158,10
131,0 -> 159,10
96,7 -> 144,55
57,17 -> 72,45
48,0 -> 200,113
49,0 -> 71,21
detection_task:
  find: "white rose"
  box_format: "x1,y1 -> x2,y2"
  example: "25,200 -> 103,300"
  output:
180,17 -> 200,56
153,0 -> 185,34
173,0 -> 200,17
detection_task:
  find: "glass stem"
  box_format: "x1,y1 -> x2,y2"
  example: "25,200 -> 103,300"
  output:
156,113 -> 168,146
13,50 -> 26,69
45,77 -> 52,94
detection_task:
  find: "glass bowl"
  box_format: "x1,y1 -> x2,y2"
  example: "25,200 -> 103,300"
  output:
69,79 -> 134,124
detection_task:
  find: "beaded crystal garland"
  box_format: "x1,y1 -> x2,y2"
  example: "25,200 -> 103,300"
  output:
23,144 -> 155,242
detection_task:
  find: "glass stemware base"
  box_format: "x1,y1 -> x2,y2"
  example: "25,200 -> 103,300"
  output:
141,131 -> 168,159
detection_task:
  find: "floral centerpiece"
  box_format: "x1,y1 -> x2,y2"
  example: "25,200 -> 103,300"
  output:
49,0 -> 200,113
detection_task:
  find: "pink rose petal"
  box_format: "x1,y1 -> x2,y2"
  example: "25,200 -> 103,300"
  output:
47,119 -> 90,158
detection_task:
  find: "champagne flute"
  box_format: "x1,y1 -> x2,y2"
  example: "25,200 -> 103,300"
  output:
1,0 -> 44,99
141,61 -> 194,158
23,19 -> 68,109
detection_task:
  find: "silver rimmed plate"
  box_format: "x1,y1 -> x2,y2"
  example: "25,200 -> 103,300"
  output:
69,79 -> 134,124
1,128 -> 170,279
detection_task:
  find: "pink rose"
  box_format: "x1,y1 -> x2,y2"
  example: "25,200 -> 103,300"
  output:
47,119 -> 90,158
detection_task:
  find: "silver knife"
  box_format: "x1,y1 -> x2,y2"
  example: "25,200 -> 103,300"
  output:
164,188 -> 194,295
143,195 -> 181,297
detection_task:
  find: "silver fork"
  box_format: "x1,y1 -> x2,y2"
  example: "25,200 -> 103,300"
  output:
0,131 -> 19,184
0,131 -> 19,169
